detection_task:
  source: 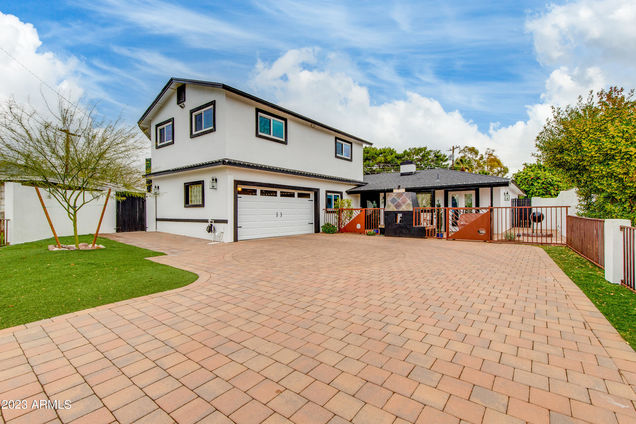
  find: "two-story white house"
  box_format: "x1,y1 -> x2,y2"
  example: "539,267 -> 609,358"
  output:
139,78 -> 370,242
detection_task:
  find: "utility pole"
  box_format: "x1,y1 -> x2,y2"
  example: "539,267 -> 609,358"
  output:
448,145 -> 460,167
56,128 -> 79,174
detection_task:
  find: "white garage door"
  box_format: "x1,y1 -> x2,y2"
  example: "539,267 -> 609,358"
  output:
237,186 -> 315,241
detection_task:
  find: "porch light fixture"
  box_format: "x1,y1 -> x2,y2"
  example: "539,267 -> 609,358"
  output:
504,191 -> 510,201
209,177 -> 218,190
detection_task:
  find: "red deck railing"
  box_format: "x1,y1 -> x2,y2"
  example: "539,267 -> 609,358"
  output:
621,226 -> 636,291
566,215 -> 605,267
413,207 -> 443,237
0,218 -> 8,247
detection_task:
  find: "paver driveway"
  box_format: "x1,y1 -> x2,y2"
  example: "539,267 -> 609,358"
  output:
1,233 -> 635,424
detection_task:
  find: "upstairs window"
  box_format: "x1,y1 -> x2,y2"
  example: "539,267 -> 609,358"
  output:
155,118 -> 174,148
335,138 -> 352,161
256,109 -> 287,143
184,181 -> 204,207
190,101 -> 215,138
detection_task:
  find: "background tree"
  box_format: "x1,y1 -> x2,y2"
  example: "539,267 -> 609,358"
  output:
0,96 -> 145,247
512,163 -> 570,198
401,147 -> 449,170
452,146 -> 509,176
536,87 -> 636,223
363,146 -> 449,174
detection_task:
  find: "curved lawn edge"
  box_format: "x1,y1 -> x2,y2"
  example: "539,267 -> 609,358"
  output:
0,235 -> 199,330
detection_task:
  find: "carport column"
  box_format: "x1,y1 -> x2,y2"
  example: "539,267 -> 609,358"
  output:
604,219 -> 631,284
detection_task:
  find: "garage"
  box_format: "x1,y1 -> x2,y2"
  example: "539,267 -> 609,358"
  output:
235,183 -> 318,241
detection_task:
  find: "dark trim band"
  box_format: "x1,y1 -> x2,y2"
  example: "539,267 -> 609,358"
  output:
157,218 -> 228,223
146,158 -> 363,185
347,181 -> 510,194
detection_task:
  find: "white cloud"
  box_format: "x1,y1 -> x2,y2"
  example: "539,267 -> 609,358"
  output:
249,48 -> 531,172
0,12 -> 82,108
249,0 -> 636,174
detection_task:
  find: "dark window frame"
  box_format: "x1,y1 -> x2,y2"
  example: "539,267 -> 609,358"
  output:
155,118 -> 175,149
190,100 -> 216,138
255,108 -> 288,144
184,180 -> 205,208
334,138 -> 353,161
325,191 -> 343,209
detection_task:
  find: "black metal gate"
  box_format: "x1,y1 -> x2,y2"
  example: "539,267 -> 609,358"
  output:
116,196 -> 146,232
511,197 -> 532,228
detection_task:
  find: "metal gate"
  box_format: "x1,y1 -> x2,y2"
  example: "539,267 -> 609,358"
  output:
116,196 -> 146,232
447,207 -> 491,241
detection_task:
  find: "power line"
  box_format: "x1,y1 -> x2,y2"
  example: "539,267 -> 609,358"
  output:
0,45 -> 80,110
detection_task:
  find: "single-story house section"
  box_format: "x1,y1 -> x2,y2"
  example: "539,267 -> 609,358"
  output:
348,162 -> 525,209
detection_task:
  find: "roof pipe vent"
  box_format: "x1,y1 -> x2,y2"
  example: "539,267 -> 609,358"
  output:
400,161 -> 416,176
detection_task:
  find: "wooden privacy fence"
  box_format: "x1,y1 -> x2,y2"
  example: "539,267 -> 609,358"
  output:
0,218 -> 8,246
566,215 -> 605,268
621,226 -> 636,291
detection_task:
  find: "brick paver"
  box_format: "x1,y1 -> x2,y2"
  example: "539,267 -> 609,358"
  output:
0,232 -> 634,423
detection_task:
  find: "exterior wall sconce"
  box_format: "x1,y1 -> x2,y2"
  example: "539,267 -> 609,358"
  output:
504,191 -> 510,201
209,177 -> 218,190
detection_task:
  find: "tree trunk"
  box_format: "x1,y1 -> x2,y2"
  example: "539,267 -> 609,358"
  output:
72,214 -> 79,248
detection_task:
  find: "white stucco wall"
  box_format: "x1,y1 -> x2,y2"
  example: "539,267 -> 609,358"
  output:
148,167 -> 359,242
147,85 -> 364,182
223,94 -> 364,182
3,182 -> 116,245
531,188 -> 578,215
149,87 -> 228,172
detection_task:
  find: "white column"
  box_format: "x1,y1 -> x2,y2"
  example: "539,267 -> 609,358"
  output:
604,219 -> 632,284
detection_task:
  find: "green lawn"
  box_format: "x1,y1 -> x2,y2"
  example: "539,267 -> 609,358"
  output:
0,235 -> 198,329
542,246 -> 636,349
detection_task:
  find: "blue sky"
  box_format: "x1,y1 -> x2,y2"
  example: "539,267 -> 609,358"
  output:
0,0 -> 634,170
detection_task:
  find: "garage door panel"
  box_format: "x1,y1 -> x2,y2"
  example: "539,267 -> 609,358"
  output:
237,187 -> 315,241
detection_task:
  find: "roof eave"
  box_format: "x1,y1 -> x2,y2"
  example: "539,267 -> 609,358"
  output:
137,78 -> 373,145
347,181 -> 511,194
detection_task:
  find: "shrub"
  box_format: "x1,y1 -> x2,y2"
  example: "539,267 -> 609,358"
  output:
321,223 -> 337,234
366,230 -> 376,236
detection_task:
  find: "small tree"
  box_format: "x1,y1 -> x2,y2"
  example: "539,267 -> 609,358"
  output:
0,96 -> 144,247
512,163 -> 570,198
